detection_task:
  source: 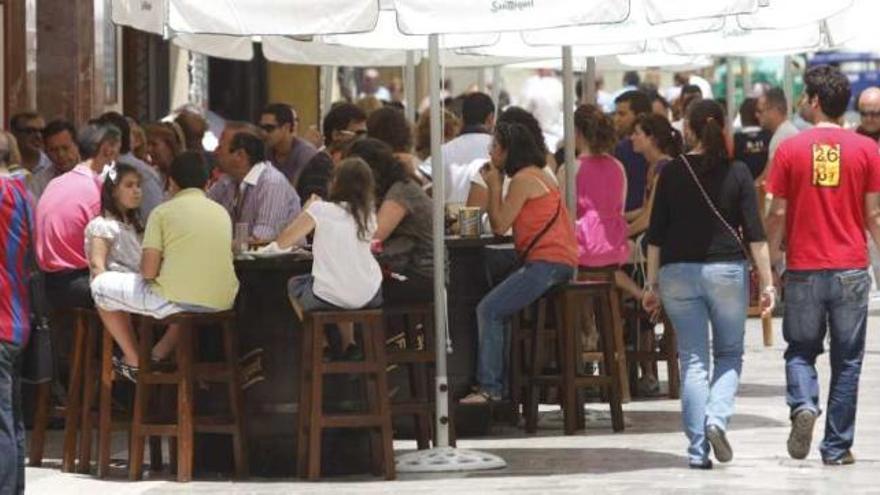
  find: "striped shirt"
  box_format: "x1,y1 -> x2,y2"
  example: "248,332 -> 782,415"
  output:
207,161 -> 301,241
0,175 -> 33,345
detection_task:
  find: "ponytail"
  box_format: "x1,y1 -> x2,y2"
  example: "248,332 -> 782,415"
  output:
686,99 -> 728,171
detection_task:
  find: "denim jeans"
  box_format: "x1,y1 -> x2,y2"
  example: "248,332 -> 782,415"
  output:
783,269 -> 870,461
287,274 -> 383,312
659,261 -> 748,464
0,342 -> 24,495
476,261 -> 574,398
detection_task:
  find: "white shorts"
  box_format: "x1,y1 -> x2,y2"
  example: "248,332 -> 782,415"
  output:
90,271 -> 215,320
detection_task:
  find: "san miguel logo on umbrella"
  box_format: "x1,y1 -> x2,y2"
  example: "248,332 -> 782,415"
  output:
490,0 -> 536,14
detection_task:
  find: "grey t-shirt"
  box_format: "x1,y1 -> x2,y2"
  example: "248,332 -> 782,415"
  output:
380,180 -> 434,279
270,137 -> 319,186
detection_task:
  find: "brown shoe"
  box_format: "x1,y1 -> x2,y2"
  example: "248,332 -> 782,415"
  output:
822,451 -> 855,466
787,409 -> 817,460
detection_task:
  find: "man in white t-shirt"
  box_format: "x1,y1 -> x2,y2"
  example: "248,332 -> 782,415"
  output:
519,69 -> 564,148
420,92 -> 496,204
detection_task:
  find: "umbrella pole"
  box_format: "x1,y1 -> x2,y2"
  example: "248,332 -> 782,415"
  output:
584,56 -> 597,106
395,34 -> 506,473
491,66 -> 502,108
405,50 -> 418,123
726,58 -> 736,128
563,46 -> 576,216
321,66 -> 335,120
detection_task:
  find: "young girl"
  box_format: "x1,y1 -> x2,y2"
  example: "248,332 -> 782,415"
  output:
85,162 -> 145,380
264,157 -> 383,356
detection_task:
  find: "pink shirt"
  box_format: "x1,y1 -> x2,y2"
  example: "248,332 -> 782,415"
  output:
575,154 -> 630,267
35,163 -> 102,272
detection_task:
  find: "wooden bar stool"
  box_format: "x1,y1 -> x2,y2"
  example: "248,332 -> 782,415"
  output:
29,308 -> 96,472
128,310 -> 248,482
523,280 -> 625,435
293,303 -> 395,481
624,309 -> 681,400
383,303 -> 436,450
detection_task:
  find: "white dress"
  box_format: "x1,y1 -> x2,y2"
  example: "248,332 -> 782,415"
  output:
84,216 -> 143,273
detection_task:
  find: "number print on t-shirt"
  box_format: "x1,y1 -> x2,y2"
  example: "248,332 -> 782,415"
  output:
812,143 -> 841,187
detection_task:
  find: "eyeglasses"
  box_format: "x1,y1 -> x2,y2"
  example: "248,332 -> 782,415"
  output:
259,124 -> 278,133
860,110 -> 880,119
339,129 -> 367,138
15,126 -> 44,135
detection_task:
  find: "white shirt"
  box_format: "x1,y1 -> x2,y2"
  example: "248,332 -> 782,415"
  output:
241,161 -> 268,191
519,75 -> 564,145
420,132 -> 493,205
84,216 -> 143,274
689,75 -> 714,100
306,200 -> 382,309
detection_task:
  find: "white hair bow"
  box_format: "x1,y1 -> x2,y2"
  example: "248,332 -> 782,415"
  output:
102,161 -> 118,183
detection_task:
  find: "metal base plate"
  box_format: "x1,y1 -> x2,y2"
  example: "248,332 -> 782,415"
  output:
395,447 -> 507,473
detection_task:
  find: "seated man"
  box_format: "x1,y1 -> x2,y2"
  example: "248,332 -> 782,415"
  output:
91,151 -> 239,377
209,122 -> 301,242
35,123 -> 120,310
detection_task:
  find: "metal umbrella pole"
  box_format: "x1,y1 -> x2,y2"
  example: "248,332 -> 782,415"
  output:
405,50 -> 418,123
395,34 -> 506,473
563,46 -> 577,215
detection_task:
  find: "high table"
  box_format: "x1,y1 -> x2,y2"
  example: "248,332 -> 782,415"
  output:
227,236 -> 508,476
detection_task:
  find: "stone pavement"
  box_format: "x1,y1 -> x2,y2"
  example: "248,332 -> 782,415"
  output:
24,311 -> 880,494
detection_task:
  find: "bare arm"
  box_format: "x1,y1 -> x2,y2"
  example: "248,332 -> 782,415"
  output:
466,183 -> 488,209
373,199 -> 408,242
865,192 -> 880,249
88,237 -> 111,277
141,248 -> 162,280
486,173 -> 533,235
765,197 -> 787,267
275,212 -> 317,250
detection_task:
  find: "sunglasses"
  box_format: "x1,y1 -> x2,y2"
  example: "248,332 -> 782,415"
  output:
860,110 -> 880,118
259,124 -> 279,133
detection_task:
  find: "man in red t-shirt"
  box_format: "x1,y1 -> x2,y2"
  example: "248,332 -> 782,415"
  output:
766,65 -> 880,466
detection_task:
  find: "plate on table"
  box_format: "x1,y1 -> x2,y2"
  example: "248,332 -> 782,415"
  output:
244,247 -> 312,259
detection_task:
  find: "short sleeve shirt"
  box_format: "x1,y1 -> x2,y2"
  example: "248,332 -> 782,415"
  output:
766,125 -> 880,270
84,216 -> 143,273
380,181 -> 434,279
142,188 -> 239,309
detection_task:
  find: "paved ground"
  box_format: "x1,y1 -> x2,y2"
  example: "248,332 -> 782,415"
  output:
24,308 -> 880,494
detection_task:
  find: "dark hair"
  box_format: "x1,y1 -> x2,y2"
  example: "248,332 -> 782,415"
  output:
43,119 -> 77,142
9,112 -> 40,132
169,151 -> 209,190
763,87 -> 788,114
323,103 -> 367,146
497,106 -> 548,155
462,92 -> 496,127
686,99 -> 728,172
681,84 -> 703,98
494,122 -> 546,178
739,97 -> 760,127
803,64 -> 851,119
229,131 -> 266,165
345,138 -> 410,201
574,104 -> 617,155
634,114 -> 682,157
623,70 -> 641,88
367,106 -> 412,153
328,157 -> 376,242
101,162 -> 144,232
174,110 -> 208,150
651,93 -> 670,110
614,90 -> 651,116
96,112 -> 132,154
262,103 -> 297,128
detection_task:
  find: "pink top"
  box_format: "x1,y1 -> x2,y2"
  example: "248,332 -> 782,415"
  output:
575,154 -> 630,267
35,163 -> 102,272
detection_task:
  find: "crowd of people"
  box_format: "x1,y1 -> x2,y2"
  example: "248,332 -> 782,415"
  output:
0,62 -> 877,490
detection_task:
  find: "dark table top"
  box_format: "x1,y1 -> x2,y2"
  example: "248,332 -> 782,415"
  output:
234,253 -> 313,272
445,234 -> 512,249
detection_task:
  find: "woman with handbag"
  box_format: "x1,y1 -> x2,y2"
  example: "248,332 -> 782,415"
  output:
642,99 -> 775,469
460,122 -> 578,404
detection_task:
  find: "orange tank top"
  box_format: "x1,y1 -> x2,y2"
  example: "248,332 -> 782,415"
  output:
513,169 -> 579,267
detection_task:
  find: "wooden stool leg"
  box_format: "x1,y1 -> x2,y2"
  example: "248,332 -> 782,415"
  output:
97,329 -> 114,478
370,315 -> 396,480
29,382 -> 51,467
176,328 -> 194,482
296,317 -> 314,478
598,292 -> 625,432
663,316 -> 681,400
306,318 -> 325,481
222,321 -> 249,478
361,320 -> 384,477
608,289 -> 631,403
560,294 -> 578,436
406,318 -> 432,449
78,321 -> 97,473
62,313 -> 87,473
129,321 -> 153,481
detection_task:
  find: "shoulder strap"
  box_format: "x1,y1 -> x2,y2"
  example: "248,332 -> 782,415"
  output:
678,154 -> 750,259
520,195 -> 563,261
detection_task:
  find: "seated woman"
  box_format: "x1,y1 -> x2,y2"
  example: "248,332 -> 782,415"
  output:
571,104 -> 641,300
461,122 -> 578,404
628,114 -> 681,239
346,138 -> 434,305
367,106 -> 428,185
263,157 -> 383,358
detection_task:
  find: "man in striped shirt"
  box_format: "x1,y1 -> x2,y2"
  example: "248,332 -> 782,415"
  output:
0,131 -> 33,494
208,122 -> 301,242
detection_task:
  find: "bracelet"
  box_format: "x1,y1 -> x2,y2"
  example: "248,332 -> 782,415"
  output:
644,283 -> 659,293
763,286 -> 777,294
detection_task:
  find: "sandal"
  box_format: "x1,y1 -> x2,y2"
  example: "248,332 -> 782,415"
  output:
459,390 -> 498,405
112,356 -> 139,383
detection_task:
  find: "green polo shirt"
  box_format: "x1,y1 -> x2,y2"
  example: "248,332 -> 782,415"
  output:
142,188 -> 239,310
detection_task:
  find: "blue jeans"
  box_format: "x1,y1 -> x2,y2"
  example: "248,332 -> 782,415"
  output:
476,261 -> 574,398
0,342 -> 24,495
288,274 -> 383,311
783,269 -> 869,461
659,262 -> 748,464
